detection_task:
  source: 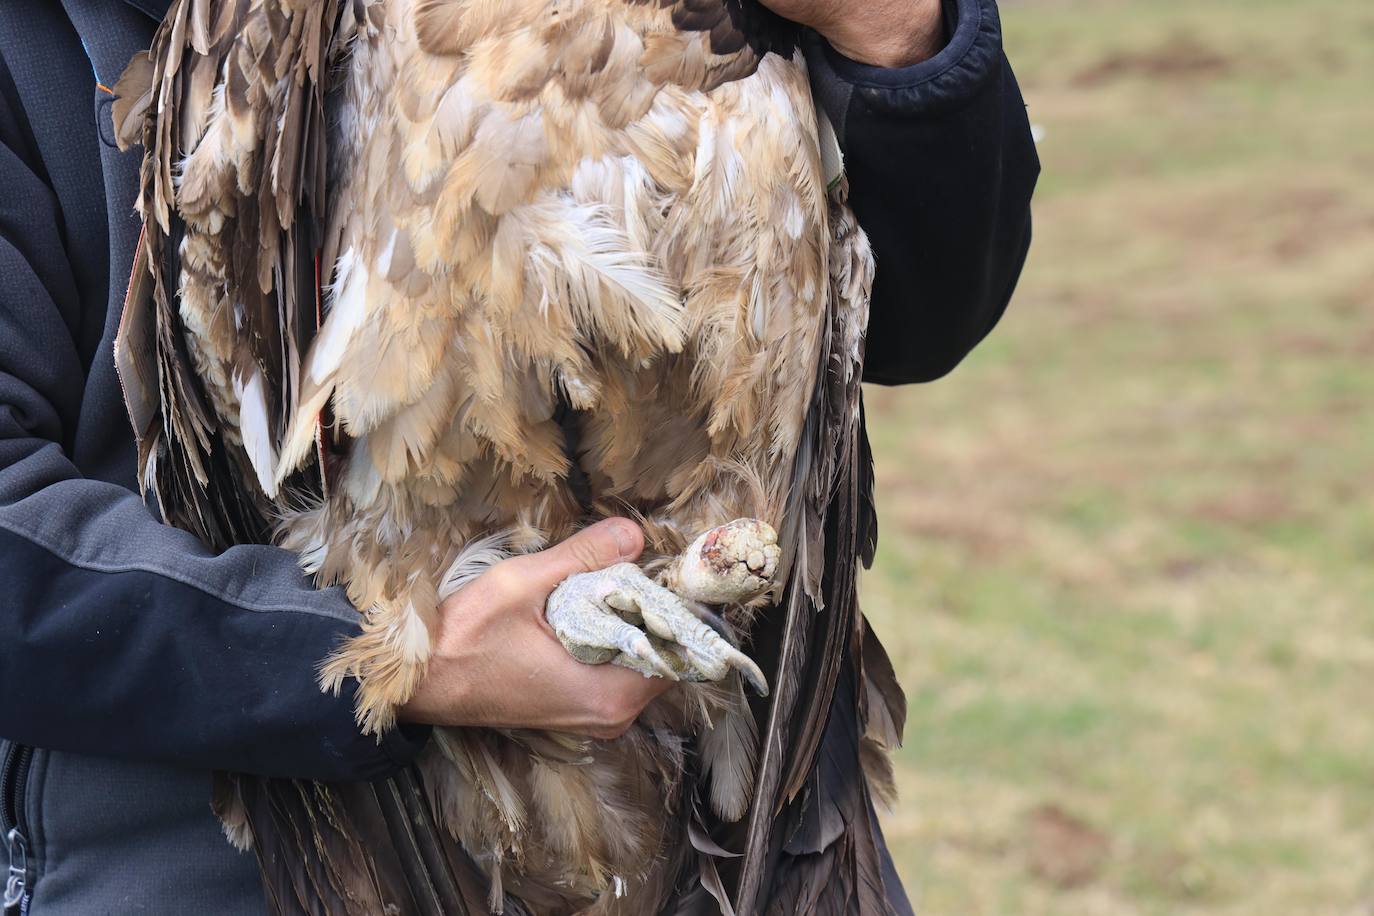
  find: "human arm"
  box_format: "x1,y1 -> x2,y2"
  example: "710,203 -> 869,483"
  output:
762,0 -> 946,68
791,0 -> 1041,384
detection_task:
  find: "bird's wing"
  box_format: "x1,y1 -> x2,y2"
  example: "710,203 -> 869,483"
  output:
113,5 -> 498,913
113,0 -> 354,547
732,180 -> 906,914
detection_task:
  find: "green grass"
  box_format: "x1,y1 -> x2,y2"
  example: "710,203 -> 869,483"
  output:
867,1 -> 1374,912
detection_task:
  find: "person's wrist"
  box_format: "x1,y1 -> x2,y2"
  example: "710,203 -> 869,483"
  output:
398,589 -> 475,727
398,606 -> 483,727
815,0 -> 945,69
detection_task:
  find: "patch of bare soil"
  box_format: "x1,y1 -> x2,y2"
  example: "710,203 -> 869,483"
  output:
1024,804 -> 1112,889
891,498 -> 1023,561
1267,187 -> 1374,263
1074,35 -> 1233,87
1193,489 -> 1295,528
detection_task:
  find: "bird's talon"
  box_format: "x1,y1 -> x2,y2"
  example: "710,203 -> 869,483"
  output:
627,634 -> 678,680
725,647 -> 769,697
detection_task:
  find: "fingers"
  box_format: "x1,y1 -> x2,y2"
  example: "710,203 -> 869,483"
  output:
577,665 -> 677,739
408,537 -> 673,734
518,641 -> 674,739
514,518 -> 645,592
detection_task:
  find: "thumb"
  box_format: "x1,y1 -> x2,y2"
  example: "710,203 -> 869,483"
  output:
524,518 -> 645,590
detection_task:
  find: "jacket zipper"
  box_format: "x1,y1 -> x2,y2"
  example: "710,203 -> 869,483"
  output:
1,743 -> 33,915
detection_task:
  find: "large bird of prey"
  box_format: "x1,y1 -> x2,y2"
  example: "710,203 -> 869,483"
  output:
112,0 -> 906,912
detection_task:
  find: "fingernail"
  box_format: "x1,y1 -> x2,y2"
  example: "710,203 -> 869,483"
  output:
605,519 -> 637,559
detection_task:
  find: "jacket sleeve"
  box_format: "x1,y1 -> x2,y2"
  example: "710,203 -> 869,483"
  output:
806,0 -> 1040,385
0,57 -> 427,783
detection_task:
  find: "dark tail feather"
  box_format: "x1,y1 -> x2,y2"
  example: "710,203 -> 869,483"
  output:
856,399 -> 878,570
761,666 -> 905,916
220,767 -> 502,916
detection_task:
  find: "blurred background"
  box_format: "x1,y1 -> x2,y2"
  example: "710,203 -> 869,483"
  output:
868,0 -> 1374,912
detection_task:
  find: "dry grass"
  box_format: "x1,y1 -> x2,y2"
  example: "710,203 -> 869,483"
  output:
865,1 -> 1374,912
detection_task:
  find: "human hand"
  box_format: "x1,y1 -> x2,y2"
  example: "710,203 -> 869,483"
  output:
400,519 -> 675,739
760,0 -> 946,68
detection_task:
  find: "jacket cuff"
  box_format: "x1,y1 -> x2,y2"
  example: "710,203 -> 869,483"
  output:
805,0 -> 1004,141
322,641 -> 434,781
377,721 -> 433,776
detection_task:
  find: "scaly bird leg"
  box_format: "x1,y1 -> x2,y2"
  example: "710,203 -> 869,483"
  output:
545,520 -> 780,696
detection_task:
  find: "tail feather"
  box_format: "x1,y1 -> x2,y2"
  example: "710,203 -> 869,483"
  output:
220,768 -> 501,916
763,669 -> 901,916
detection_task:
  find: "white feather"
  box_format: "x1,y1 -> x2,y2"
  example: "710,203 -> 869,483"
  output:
438,531 -> 517,600
342,438 -> 383,507
273,249 -> 370,487
513,198 -> 685,354
392,603 -> 432,664
309,249 -> 368,385
235,367 -> 279,498
374,228 -> 398,278
697,676 -> 759,822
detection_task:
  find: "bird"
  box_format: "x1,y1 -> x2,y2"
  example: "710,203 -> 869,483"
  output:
111,0 -> 907,913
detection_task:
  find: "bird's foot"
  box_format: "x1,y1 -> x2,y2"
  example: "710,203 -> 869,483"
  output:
663,518 -> 781,606
546,562 -> 769,695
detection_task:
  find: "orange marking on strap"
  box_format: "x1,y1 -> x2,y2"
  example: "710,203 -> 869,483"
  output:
96,83 -> 115,96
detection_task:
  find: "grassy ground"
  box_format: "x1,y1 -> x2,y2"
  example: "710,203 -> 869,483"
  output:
865,1 -> 1374,912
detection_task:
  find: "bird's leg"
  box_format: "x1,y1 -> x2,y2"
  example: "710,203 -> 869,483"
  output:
659,518 -> 781,606
546,562 -> 770,695
545,519 -> 781,695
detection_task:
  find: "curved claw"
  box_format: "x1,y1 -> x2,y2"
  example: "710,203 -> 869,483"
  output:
725,647 -> 769,698
630,579 -> 770,697
625,632 -> 679,681
676,636 -> 769,697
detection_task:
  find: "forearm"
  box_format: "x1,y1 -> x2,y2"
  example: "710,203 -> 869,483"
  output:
810,0 -> 946,68
764,0 -> 945,68
0,97 -> 424,780
0,466 -> 425,782
805,0 -> 1040,384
